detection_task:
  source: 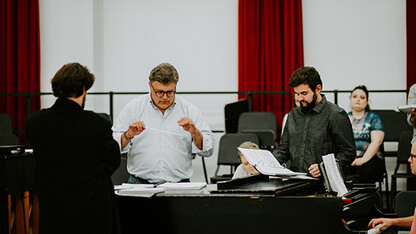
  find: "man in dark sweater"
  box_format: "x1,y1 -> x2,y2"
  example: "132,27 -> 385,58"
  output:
26,63 -> 121,234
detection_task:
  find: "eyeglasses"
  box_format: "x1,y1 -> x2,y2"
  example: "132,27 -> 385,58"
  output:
411,154 -> 416,161
150,83 -> 176,98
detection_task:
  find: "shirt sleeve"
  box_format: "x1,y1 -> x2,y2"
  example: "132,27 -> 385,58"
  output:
191,110 -> 215,157
370,112 -> 384,132
332,111 -> 356,169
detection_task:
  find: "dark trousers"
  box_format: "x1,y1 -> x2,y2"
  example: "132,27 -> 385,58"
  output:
348,156 -> 385,183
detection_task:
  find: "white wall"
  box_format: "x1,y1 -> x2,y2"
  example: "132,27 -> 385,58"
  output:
303,0 -> 406,111
39,0 -> 95,109
40,0 -> 407,185
39,0 -> 238,183
302,0 -> 407,191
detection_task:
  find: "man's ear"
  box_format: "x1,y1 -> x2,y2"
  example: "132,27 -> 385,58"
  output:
315,84 -> 322,94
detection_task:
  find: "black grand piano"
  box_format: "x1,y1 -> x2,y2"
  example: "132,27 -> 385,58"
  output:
116,174 -> 397,234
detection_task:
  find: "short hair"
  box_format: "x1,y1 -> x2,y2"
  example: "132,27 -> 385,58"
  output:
51,63 -> 95,98
351,85 -> 370,111
289,66 -> 322,91
149,63 -> 179,84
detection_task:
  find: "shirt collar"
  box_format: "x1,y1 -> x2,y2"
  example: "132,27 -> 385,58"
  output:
312,94 -> 326,114
53,98 -> 83,111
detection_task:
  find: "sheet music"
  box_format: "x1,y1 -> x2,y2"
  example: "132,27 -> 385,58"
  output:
238,148 -> 306,176
322,154 -> 348,197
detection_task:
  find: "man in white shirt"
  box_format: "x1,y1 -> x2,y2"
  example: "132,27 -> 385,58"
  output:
112,63 -> 214,184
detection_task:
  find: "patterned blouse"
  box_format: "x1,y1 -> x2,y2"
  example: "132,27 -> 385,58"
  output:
348,111 -> 384,158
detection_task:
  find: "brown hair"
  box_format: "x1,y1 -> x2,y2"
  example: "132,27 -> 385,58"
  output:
289,66 -> 322,91
51,63 -> 95,98
149,63 -> 179,84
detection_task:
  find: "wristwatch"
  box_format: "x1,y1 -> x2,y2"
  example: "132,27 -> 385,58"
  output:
124,131 -> 134,141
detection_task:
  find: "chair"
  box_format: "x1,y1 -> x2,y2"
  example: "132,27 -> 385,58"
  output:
372,110 -> 412,157
237,112 -> 277,150
395,191 -> 416,231
0,114 -> 19,146
111,153 -> 130,185
210,133 -> 259,184
224,99 -> 249,133
368,144 -> 390,211
391,131 -> 416,208
0,114 -> 14,135
0,135 -> 19,145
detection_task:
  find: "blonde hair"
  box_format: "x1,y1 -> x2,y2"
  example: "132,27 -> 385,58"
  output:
239,141 -> 259,149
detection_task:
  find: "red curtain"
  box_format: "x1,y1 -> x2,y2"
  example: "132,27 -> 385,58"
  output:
238,0 -> 304,134
407,0 -> 416,89
0,0 -> 40,145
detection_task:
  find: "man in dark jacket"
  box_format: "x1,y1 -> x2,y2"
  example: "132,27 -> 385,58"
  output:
273,66 -> 356,178
26,63 -> 121,234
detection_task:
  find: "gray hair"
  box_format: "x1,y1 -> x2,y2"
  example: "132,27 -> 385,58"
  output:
149,63 -> 179,84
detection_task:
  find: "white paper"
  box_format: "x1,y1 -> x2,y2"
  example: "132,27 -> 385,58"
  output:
397,104 -> 416,114
114,183 -> 153,190
115,185 -> 165,198
238,148 -> 306,176
322,154 -> 348,197
157,182 -> 207,190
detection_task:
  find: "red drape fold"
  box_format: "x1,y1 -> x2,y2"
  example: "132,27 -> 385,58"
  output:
238,0 -> 303,133
0,0 -> 40,145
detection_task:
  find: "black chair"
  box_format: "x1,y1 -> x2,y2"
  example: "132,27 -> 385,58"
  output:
224,99 -> 249,133
237,112 -> 277,150
210,133 -> 259,184
0,113 -> 14,135
367,144 -> 390,212
391,131 -> 416,208
0,114 -> 19,146
372,110 -> 412,157
111,153 -> 130,185
395,191 -> 416,231
0,135 -> 19,145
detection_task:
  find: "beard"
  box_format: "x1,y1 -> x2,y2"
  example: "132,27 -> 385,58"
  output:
300,92 -> 317,114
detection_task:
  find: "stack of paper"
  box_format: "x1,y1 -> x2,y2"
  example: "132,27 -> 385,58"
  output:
157,182 -> 207,190
114,182 -> 207,197
115,184 -> 165,198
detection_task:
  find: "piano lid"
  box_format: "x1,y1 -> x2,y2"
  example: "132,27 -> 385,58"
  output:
215,174 -> 318,196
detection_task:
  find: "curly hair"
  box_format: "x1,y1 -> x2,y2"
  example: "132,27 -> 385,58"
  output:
149,63 -> 179,84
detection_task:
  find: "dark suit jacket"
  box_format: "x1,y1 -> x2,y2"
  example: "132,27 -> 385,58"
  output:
26,98 -> 121,234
